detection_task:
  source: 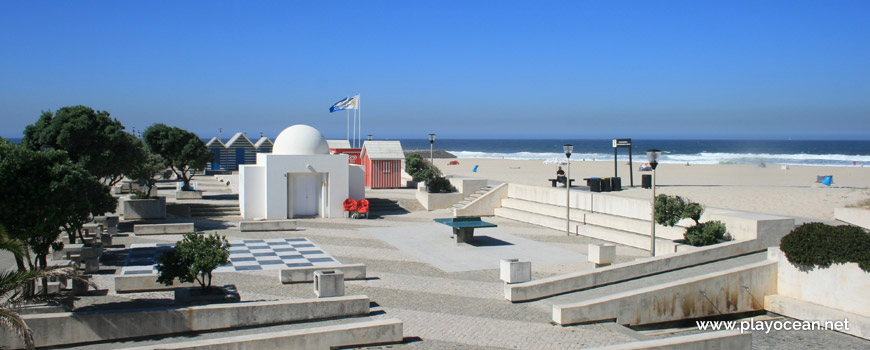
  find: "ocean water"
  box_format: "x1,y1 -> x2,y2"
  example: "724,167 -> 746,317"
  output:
397,139 -> 870,167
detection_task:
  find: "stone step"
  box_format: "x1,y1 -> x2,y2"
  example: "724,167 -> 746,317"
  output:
494,207 -> 678,253
500,198 -> 686,240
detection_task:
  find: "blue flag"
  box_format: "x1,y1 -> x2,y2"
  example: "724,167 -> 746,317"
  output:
329,97 -> 351,113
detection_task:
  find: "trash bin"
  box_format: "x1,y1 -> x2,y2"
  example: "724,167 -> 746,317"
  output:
601,177 -> 612,192
587,177 -> 602,192
610,177 -> 622,191
642,174 -> 652,189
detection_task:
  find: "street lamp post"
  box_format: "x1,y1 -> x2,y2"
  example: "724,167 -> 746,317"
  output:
429,134 -> 436,164
647,149 -> 661,256
564,144 -> 574,236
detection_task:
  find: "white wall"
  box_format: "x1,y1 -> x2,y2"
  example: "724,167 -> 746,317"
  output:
258,153 -> 350,219
239,165 -> 266,219
349,165 -> 366,200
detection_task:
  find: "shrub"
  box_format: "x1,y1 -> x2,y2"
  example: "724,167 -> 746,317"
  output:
685,220 -> 727,246
780,222 -> 870,272
156,232 -> 230,292
655,194 -> 728,247
404,154 -> 455,193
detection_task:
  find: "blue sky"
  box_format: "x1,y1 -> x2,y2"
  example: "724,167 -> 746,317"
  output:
1,1 -> 868,140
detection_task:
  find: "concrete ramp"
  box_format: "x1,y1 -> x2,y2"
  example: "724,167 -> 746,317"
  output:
553,258 -> 777,326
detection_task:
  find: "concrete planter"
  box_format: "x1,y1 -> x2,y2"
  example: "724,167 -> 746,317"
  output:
416,191 -> 464,211
123,197 -> 167,220
174,284 -> 240,306
175,190 -> 203,200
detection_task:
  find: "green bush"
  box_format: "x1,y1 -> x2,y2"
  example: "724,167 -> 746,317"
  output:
685,220 -> 727,246
404,154 -> 455,193
655,194 -> 728,247
156,232 -> 230,292
780,222 -> 870,272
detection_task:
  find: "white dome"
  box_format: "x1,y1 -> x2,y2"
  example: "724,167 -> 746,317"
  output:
272,124 -> 330,155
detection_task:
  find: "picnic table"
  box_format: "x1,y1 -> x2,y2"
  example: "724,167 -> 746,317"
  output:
433,217 -> 498,243
549,178 -> 576,187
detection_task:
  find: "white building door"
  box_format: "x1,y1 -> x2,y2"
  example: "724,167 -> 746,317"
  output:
289,173 -> 320,217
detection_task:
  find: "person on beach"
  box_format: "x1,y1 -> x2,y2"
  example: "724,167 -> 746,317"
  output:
556,166 -> 566,185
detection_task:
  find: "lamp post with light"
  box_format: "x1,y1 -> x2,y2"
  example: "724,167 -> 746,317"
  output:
564,144 -> 574,236
647,149 -> 661,256
429,134 -> 436,165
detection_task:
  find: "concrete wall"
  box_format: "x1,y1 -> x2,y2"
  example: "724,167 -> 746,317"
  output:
586,331 -> 750,350
507,240 -> 761,302
448,177 -> 488,195
239,165 -> 266,219
115,275 -> 195,293
768,247 -> 869,317
349,164 -> 366,200
553,260 -> 777,326
279,264 -> 367,283
416,190 -> 464,211
119,318 -> 404,350
765,295 -> 869,340
455,183 -> 509,217
123,197 -> 167,220
834,207 -> 870,229
0,296 -> 371,349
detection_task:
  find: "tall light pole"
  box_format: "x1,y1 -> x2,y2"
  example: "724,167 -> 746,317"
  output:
564,144 -> 574,236
647,149 -> 661,256
429,134 -> 436,165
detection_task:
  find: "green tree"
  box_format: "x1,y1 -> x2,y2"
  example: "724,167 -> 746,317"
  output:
404,154 -> 454,193
21,105 -> 146,186
1,225 -> 84,350
129,148 -> 167,199
0,142 -> 115,269
654,194 -> 727,247
156,232 -> 230,292
143,124 -> 212,191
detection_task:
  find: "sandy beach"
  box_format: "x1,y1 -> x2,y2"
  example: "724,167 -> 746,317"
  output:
434,158 -> 870,223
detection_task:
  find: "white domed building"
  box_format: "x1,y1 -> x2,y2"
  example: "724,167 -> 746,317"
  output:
239,125 -> 365,219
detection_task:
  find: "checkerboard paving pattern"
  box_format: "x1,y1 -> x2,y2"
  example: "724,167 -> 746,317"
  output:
121,238 -> 341,275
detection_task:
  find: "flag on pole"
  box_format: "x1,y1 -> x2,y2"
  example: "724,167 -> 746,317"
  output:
329,97 -> 352,112
344,94 -> 360,110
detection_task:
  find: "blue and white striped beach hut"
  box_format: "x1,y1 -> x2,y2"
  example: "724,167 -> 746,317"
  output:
206,137 -> 226,171
225,133 -> 257,171
254,137 -> 273,154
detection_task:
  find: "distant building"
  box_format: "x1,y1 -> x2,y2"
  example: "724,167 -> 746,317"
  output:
239,125 -> 365,219
360,141 -> 405,188
206,137 -> 226,171
225,133 -> 256,171
254,137 -> 273,154
326,139 -> 351,149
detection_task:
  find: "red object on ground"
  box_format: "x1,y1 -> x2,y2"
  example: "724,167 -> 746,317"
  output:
356,199 -> 370,218
343,198 -> 358,212
448,160 -> 460,165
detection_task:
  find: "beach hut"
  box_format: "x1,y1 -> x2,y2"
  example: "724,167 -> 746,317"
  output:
225,133 -> 257,171
254,136 -> 273,154
360,141 -> 405,188
326,139 -> 351,149
206,137 -> 226,171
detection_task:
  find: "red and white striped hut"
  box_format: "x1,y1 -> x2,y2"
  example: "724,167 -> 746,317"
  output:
360,141 -> 405,189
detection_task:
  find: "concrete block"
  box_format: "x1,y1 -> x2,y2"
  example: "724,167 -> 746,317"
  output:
279,264 -> 366,283
82,223 -> 101,235
84,258 -> 99,274
80,244 -> 102,259
35,281 -> 61,295
134,223 -> 195,235
0,296 -> 372,349
176,190 -> 203,200
314,270 -> 345,298
588,244 -> 616,267
174,285 -> 240,306
585,331 -> 750,349
72,278 -> 90,295
117,318 -> 404,350
115,275 -> 196,292
834,207 -> 870,230
239,220 -> 297,232
100,233 -> 112,246
500,258 -> 531,284
765,294 -> 869,340
123,197 -> 167,220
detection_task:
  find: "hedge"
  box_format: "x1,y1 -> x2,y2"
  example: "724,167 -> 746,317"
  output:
780,222 -> 870,272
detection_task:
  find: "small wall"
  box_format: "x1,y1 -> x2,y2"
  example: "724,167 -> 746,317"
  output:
279,264 -> 367,283
768,247 -> 869,317
455,183 -> 509,217
834,207 -> 870,230
119,318 -> 404,350
416,190 -> 464,211
115,275 -> 195,293
349,164 -> 366,200
507,240 -> 760,302
765,295 -> 870,340
123,197 -> 167,220
239,165 -> 266,219
448,177 -> 488,195
553,259 -> 777,326
585,331 -> 750,350
0,296 -> 371,349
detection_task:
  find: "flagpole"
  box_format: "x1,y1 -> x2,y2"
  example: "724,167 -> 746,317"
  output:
358,94 -> 362,148
346,109 -> 349,144
352,104 -> 357,148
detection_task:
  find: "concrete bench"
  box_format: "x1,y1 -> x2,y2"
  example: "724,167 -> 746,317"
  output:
239,220 -> 297,232
134,223 -> 195,235
434,217 -> 498,243
549,178 -> 576,187
279,264 -> 367,283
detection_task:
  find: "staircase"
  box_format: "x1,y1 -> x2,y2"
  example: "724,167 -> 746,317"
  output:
366,198 -> 407,215
451,185 -> 494,210
189,203 -> 241,217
